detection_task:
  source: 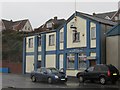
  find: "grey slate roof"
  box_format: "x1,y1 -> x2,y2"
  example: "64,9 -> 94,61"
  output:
106,23 -> 120,36
93,11 -> 117,20
76,11 -> 117,26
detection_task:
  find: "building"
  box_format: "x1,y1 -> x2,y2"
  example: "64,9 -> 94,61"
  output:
0,19 -> 33,32
106,23 -> 120,72
23,11 -> 117,76
34,16 -> 66,33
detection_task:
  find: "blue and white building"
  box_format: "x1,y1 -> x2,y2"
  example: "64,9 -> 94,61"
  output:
23,11 -> 116,76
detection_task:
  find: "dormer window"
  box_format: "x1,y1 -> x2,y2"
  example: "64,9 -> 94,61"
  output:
105,16 -> 110,20
38,35 -> 41,46
46,22 -> 52,29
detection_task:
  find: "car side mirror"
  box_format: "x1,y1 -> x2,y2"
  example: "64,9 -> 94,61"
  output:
59,68 -> 64,72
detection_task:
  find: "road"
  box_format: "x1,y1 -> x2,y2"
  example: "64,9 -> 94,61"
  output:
1,73 -> 120,89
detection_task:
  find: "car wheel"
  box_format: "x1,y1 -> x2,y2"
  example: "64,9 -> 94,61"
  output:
112,81 -> 116,84
91,80 -> 94,83
79,76 -> 84,83
31,76 -> 36,82
48,77 -> 52,84
100,77 -> 106,85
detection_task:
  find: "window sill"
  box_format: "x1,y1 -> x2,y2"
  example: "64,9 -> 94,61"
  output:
67,68 -> 75,70
49,44 -> 55,46
73,40 -> 80,43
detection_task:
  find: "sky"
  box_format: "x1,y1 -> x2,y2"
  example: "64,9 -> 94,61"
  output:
0,1 -> 119,29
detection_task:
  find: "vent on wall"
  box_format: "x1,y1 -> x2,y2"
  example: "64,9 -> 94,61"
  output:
70,22 -> 77,30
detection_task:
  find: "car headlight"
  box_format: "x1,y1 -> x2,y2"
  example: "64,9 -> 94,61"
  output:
55,75 -> 59,79
65,75 -> 67,78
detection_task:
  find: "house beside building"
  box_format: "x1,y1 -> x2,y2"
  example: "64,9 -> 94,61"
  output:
0,19 -> 33,32
23,11 -> 117,76
106,23 -> 120,72
34,16 -> 66,33
93,9 -> 120,22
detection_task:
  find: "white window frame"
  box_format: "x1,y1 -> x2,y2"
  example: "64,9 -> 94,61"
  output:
73,31 -> 80,42
90,27 -> 96,40
60,32 -> 64,43
67,54 -> 75,69
38,36 -> 41,46
46,22 -> 52,29
78,53 -> 87,69
28,38 -> 33,48
49,34 -> 54,46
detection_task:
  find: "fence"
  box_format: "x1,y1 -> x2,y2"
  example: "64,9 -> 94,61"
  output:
0,60 -> 22,74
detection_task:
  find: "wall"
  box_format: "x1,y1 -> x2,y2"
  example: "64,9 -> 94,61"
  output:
106,36 -> 120,72
67,16 -> 87,48
101,24 -> 113,64
22,21 -> 33,32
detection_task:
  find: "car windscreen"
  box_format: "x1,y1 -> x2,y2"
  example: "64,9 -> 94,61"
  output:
47,68 -> 59,74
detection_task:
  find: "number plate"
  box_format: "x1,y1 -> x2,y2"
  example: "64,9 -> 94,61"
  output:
61,79 -> 65,80
113,73 -> 117,75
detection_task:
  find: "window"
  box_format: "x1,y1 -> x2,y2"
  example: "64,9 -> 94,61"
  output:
49,34 -> 54,46
87,67 -> 94,72
78,53 -> 87,69
38,36 -> 41,46
90,27 -> 96,40
73,31 -> 80,42
67,54 -> 75,69
25,26 -> 27,30
46,22 -> 52,29
28,27 -> 30,30
28,38 -> 33,48
115,16 -> 118,21
60,32 -> 64,43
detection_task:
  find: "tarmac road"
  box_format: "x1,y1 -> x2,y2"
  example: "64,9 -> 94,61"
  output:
1,73 -> 120,89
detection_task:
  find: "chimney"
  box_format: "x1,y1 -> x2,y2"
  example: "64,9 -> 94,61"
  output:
54,16 -> 57,21
93,13 -> 96,16
10,20 -> 13,22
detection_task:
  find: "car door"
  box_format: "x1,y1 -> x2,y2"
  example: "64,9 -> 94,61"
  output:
84,66 -> 94,79
35,68 -> 43,81
40,68 -> 49,81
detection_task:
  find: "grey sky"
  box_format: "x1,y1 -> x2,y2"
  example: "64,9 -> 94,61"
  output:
1,2 -> 119,28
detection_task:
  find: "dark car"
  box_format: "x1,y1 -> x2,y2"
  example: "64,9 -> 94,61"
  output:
30,67 -> 67,84
76,64 -> 119,85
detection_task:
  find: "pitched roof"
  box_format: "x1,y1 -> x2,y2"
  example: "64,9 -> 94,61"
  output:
1,19 -> 13,30
106,23 -> 120,36
34,17 -> 66,33
1,19 -> 29,30
67,11 -> 117,26
93,11 -> 117,20
12,19 -> 28,30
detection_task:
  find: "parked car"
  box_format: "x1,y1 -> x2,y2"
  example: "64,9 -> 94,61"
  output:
76,64 -> 119,85
30,67 -> 67,84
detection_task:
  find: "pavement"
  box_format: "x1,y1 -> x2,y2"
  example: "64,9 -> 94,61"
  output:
1,73 -> 120,89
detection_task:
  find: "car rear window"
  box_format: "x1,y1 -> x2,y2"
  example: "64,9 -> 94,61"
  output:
94,65 -> 108,71
108,65 -> 118,72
